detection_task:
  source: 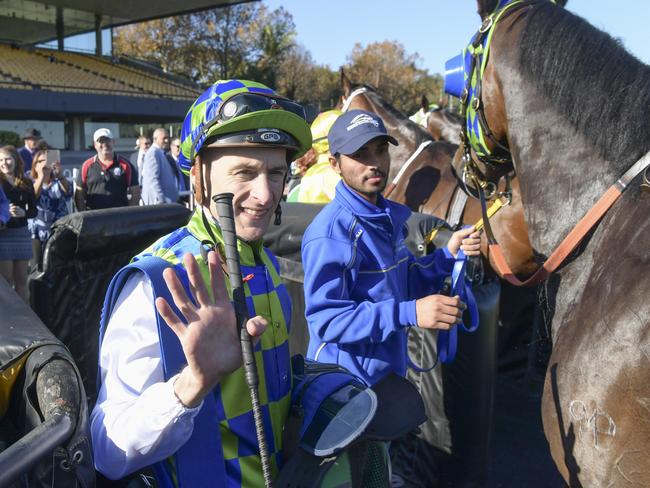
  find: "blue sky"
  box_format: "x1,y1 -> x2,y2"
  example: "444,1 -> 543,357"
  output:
263,0 -> 649,74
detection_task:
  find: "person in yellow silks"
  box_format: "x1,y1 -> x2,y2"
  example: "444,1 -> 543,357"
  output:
287,110 -> 342,203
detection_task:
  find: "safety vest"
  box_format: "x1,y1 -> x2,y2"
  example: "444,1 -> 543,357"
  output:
295,154 -> 341,204
101,206 -> 292,487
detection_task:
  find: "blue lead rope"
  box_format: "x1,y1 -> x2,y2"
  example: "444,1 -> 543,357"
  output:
408,250 -> 479,372
436,250 -> 479,363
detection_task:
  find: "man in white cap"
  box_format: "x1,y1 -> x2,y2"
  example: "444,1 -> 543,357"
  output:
75,128 -> 140,210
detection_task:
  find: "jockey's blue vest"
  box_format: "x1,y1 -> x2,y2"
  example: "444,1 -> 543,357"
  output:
100,206 -> 293,487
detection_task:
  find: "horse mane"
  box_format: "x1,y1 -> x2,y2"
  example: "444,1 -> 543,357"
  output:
439,108 -> 462,124
518,3 -> 650,170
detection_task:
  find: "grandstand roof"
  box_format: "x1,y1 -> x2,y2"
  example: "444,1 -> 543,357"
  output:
0,44 -> 202,121
0,0 -> 257,45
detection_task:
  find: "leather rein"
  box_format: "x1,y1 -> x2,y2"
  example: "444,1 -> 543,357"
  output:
461,0 -> 650,287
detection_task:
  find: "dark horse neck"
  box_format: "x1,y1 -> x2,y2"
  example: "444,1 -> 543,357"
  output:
495,4 -> 650,257
488,6 -> 650,486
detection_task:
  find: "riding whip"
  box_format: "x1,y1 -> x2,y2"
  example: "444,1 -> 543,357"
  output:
213,193 -> 273,488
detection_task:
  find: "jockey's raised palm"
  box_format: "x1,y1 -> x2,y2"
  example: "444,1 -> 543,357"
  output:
155,251 -> 267,407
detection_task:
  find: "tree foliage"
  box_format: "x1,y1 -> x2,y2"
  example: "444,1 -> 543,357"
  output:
114,9 -> 442,115
345,41 -> 443,115
113,4 -> 293,85
275,46 -> 340,110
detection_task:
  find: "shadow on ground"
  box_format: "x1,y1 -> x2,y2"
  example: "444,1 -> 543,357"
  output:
486,372 -> 565,488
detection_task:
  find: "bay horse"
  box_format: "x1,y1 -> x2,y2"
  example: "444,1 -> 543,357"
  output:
340,71 -> 538,277
417,94 -> 463,146
457,1 -> 650,485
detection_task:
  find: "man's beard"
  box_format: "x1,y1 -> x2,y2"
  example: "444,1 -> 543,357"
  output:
347,170 -> 387,199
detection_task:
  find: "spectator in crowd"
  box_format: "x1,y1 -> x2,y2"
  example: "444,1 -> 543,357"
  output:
130,134 -> 151,187
168,136 -> 189,197
168,137 -> 181,163
287,109 -> 342,203
28,150 -> 71,269
0,145 -> 37,302
75,128 -> 141,210
141,128 -> 179,205
18,128 -> 41,174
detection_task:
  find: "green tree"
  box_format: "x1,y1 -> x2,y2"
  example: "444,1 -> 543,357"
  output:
344,41 -> 443,114
0,131 -> 20,147
245,6 -> 296,88
275,45 -> 339,110
113,4 -> 296,86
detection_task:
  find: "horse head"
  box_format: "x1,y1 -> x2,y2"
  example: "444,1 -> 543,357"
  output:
426,107 -> 462,146
456,1 -> 650,484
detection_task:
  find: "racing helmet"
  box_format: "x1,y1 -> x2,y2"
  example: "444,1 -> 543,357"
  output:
310,109 -> 343,155
178,79 -> 312,175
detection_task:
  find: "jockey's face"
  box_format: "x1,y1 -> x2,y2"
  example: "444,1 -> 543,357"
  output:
201,146 -> 288,242
330,137 -> 391,204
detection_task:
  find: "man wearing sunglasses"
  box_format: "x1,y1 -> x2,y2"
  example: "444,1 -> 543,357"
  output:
91,80 -> 313,487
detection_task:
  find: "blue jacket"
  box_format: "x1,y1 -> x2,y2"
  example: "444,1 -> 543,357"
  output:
302,181 -> 454,385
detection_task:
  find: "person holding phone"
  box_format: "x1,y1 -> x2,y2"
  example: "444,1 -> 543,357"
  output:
29,149 -> 71,269
0,145 -> 36,302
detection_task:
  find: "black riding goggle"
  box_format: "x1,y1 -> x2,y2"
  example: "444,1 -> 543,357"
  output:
218,92 -> 306,123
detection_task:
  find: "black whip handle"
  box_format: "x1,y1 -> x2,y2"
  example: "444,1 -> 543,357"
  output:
213,193 -> 273,488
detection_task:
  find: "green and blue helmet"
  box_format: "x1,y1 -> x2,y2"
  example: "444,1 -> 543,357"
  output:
178,79 -> 312,175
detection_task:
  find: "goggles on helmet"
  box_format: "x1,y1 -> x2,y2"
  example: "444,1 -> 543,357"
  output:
190,92 -> 307,160
179,79 -> 312,175
219,92 -> 306,122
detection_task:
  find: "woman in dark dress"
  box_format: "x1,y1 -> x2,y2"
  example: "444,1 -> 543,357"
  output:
0,145 -> 36,302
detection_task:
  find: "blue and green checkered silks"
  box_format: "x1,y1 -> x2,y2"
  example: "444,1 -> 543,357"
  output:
178,79 -> 312,175
133,207 -> 293,487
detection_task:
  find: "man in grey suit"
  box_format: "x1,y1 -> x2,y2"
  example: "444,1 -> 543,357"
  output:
141,128 -> 179,205
130,134 -> 151,187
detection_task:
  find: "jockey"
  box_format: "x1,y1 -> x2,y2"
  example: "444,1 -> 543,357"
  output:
91,80 -> 314,487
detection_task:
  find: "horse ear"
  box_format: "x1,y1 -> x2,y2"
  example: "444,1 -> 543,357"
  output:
421,95 -> 429,111
476,0 -> 499,19
555,0 -> 568,7
340,68 -> 353,97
